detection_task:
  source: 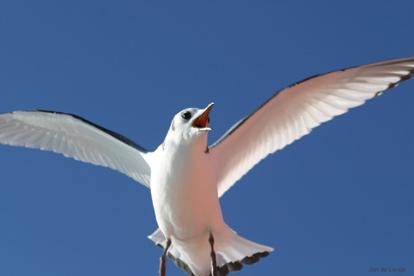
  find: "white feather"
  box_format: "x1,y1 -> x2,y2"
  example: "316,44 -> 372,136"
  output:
210,57 -> 414,197
0,111 -> 151,187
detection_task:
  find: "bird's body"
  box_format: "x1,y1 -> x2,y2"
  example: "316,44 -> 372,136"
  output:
1,57 -> 414,275
149,107 -> 272,275
151,134 -> 223,241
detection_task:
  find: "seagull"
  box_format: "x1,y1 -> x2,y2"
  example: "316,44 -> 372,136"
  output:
0,57 -> 413,276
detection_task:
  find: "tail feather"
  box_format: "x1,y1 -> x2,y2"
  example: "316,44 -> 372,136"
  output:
148,228 -> 273,276
148,229 -> 196,274
214,233 -> 273,275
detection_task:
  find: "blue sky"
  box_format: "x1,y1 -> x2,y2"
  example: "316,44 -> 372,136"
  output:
0,1 -> 413,275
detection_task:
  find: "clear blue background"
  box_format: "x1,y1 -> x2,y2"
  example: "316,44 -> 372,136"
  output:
0,1 -> 413,275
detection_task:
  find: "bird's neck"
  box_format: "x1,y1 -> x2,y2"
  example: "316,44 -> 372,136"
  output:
163,133 -> 209,155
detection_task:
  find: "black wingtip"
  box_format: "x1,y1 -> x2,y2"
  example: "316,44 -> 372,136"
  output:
387,68 -> 414,90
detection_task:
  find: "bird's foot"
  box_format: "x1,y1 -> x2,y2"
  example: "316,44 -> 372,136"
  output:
209,233 -> 218,276
159,238 -> 172,276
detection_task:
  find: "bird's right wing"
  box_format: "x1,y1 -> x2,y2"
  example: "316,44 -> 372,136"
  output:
0,110 -> 151,188
209,57 -> 414,197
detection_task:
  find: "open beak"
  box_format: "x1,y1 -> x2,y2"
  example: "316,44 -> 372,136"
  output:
192,103 -> 214,130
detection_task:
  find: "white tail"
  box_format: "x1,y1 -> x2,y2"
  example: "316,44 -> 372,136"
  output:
148,228 -> 274,275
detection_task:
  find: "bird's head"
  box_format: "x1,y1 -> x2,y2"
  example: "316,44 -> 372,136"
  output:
164,103 -> 214,149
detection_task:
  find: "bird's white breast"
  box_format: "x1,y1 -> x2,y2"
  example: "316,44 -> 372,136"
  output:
150,142 -> 224,241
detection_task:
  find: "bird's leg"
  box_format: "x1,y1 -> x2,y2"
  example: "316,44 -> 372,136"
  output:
209,233 -> 218,276
159,238 -> 172,276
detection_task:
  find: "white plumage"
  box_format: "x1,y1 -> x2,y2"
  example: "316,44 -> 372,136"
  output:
0,111 -> 151,186
210,58 -> 414,197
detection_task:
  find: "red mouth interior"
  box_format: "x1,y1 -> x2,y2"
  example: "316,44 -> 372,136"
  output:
192,109 -> 211,128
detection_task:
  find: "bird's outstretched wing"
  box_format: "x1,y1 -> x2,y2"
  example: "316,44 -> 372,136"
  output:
0,110 -> 151,187
209,57 -> 414,197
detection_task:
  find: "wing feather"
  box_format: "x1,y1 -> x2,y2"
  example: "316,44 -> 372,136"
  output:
210,57 -> 414,197
0,110 -> 151,188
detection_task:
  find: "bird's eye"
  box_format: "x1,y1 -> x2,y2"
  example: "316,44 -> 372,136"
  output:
181,111 -> 192,120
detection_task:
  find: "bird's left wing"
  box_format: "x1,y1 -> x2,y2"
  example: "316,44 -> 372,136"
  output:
209,57 -> 414,197
0,110 -> 151,188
